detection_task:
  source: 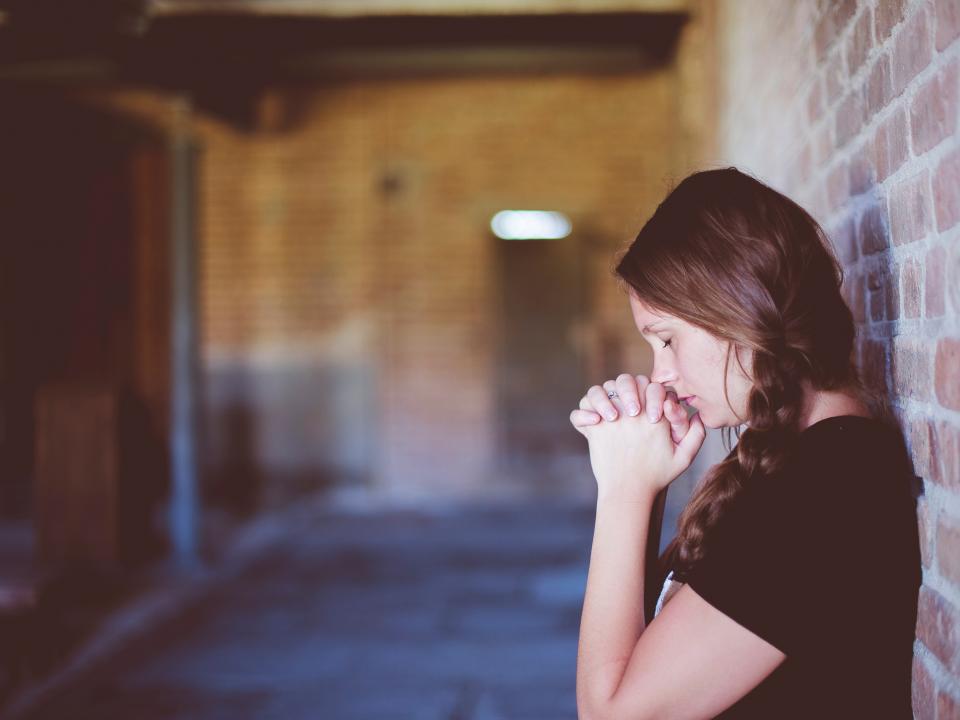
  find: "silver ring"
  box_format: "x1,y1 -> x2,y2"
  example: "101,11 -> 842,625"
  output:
607,391 -> 618,399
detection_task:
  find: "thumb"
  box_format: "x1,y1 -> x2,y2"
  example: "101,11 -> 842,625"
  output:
673,411 -> 706,470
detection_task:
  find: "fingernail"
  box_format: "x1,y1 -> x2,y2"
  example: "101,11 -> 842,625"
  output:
605,410 -> 617,421
627,402 -> 639,416
648,408 -> 657,423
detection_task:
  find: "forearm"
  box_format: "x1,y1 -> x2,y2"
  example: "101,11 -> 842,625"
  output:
577,495 -> 656,718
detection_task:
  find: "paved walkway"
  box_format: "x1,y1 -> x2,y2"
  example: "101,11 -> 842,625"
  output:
20,499 -> 597,720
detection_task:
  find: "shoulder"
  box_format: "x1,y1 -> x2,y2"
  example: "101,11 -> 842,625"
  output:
701,414 -> 914,565
781,415 -> 914,502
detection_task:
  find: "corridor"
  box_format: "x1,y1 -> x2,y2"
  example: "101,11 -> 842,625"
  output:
21,499 -> 596,720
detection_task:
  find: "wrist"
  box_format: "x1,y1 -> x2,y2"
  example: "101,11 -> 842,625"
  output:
596,488 -> 659,507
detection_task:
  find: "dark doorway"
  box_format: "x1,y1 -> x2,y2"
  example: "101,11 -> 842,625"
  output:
494,233 -> 588,487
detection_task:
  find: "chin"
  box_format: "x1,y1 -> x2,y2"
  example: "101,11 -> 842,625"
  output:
701,415 -> 723,429
698,410 -> 735,430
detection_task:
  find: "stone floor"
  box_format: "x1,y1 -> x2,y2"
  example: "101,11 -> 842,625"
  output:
19,499 -> 600,720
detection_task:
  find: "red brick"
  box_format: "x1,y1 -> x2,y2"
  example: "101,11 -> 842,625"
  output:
815,123 -> 832,165
806,76 -> 824,125
888,169 -> 932,246
861,337 -> 889,393
827,160 -> 850,212
913,655 -> 937,720
910,58 -> 960,155
937,514 -> 960,586
866,54 -> 893,119
815,12 -> 835,63
892,336 -> 932,399
889,284 -> 903,319
816,0 -> 856,62
938,691 -> 960,720
925,244 -> 946,318
825,47 -> 847,104
936,0 -> 960,51
917,498 -> 932,569
951,243 -> 960,316
868,267 -> 891,321
832,215 -> 858,263
916,586 -> 960,676
901,258 -> 922,318
933,147 -> 960,232
874,107 -> 910,181
931,420 -> 960,490
793,142 -> 812,185
876,0 -> 907,42
935,337 -> 960,410
848,146 -> 876,196
892,7 -> 933,97
835,90 -> 864,147
847,7 -> 874,75
910,416 -> 934,479
832,0 -> 857,33
850,272 -> 866,322
859,200 -> 889,255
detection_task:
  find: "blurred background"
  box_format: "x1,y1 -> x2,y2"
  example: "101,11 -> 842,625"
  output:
1,0 -> 956,717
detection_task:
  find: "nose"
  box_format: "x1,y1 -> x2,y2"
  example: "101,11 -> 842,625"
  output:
651,353 -> 677,387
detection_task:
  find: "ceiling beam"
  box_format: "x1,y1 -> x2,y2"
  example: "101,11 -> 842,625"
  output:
150,0 -> 689,18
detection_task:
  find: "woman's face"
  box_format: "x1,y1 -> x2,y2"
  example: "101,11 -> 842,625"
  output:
628,294 -> 754,429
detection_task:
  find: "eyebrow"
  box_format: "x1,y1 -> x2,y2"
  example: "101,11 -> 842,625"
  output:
641,322 -> 668,335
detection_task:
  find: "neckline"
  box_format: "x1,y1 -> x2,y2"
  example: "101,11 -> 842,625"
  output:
799,413 -> 879,435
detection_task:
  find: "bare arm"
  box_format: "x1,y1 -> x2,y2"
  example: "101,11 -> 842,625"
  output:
576,495 -> 787,720
577,497 -> 657,717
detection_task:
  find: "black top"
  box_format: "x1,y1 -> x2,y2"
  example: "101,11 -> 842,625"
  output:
682,415 -> 921,719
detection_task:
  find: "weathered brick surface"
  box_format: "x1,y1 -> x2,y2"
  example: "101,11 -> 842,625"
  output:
934,147 -> 960,231
889,169 -> 932,246
916,586 -> 960,677
718,0 -> 960,709
912,655 -> 936,720
917,497 -> 932,568
910,57 -> 959,155
935,338 -> 960,410
195,69 -> 698,497
938,691 -> 960,720
902,257 -> 922,318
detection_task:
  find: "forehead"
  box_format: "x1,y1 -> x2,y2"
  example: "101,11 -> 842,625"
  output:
628,295 -> 673,331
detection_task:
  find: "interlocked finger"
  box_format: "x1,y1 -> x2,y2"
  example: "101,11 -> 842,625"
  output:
588,383 -> 619,421
644,381 -> 667,422
663,390 -> 690,443
614,373 -> 642,416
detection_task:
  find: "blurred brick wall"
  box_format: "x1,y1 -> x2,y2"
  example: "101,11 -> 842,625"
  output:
715,0 -> 959,714
195,66 -> 709,501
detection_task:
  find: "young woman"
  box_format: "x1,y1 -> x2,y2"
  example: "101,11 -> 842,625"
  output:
569,168 -> 921,719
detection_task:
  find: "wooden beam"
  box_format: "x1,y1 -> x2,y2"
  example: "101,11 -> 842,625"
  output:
151,0 -> 690,18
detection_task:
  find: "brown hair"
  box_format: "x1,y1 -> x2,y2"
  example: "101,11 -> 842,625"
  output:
615,167 -> 886,577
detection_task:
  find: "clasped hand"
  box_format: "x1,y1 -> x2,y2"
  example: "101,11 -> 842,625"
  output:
569,374 -> 706,502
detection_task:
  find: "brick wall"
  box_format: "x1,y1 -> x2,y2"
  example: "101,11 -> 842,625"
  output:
195,68 -> 704,501
714,0 -> 959,714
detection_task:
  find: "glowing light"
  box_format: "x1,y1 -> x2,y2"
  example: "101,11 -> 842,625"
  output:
490,210 -> 571,240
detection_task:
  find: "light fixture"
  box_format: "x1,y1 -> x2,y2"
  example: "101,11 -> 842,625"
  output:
490,210 -> 571,240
